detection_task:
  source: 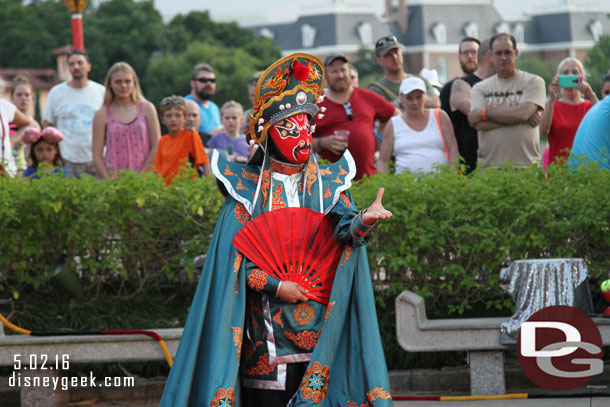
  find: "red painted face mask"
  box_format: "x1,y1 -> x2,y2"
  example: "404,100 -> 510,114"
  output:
268,114 -> 312,164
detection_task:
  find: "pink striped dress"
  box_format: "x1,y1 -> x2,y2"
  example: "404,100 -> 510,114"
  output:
104,103 -> 150,176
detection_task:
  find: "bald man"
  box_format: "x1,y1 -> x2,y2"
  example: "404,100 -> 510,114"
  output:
185,99 -> 210,147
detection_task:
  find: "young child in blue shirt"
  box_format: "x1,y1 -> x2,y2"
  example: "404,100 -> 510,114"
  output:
22,127 -> 69,178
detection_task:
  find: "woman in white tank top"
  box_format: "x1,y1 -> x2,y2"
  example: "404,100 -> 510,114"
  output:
377,77 -> 458,174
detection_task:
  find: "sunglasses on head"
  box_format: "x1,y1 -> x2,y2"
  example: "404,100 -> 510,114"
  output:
161,98 -> 186,107
195,77 -> 216,84
376,35 -> 398,48
69,49 -> 87,56
343,103 -> 353,121
68,49 -> 90,62
602,74 -> 610,82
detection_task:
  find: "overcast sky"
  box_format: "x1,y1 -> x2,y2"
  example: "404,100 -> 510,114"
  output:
152,0 -> 610,24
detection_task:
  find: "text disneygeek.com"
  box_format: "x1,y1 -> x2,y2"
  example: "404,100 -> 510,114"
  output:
9,372 -> 135,391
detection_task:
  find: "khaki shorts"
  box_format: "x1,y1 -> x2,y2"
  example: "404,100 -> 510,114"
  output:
65,160 -> 100,179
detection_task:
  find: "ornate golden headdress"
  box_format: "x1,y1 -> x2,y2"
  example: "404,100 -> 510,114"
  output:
248,53 -> 326,145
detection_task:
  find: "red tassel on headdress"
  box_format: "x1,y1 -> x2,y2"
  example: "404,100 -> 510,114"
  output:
292,60 -> 310,82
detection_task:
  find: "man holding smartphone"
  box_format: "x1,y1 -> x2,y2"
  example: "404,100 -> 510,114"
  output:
468,33 -> 546,169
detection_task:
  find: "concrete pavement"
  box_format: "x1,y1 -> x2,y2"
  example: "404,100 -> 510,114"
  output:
394,397 -> 610,406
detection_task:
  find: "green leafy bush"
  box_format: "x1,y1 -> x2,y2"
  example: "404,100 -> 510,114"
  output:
355,164 -> 610,315
2,164 -> 610,369
0,170 -> 222,298
355,164 -> 610,368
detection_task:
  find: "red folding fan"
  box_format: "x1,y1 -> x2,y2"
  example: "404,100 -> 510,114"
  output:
233,207 -> 345,305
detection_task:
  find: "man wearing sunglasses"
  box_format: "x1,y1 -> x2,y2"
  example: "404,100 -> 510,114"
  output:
313,54 -> 399,180
185,63 -> 223,143
369,35 -> 440,109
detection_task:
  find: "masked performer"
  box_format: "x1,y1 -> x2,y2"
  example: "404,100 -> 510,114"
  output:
161,53 -> 393,407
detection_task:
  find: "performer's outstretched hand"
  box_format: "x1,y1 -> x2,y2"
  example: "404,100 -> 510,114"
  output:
278,281 -> 309,303
362,188 -> 393,226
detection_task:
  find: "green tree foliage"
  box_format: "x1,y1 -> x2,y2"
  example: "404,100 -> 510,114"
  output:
0,0 -> 72,69
146,10 -> 281,107
83,0 -> 165,83
517,52 -> 557,86
0,1 -> 281,109
352,47 -> 383,89
144,41 -> 267,109
163,10 -> 280,64
584,34 -> 610,96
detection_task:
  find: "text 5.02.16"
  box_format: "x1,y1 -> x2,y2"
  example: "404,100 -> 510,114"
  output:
13,354 -> 70,371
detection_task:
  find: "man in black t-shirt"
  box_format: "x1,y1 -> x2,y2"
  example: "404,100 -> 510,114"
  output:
439,38 -> 494,173
440,37 -> 480,114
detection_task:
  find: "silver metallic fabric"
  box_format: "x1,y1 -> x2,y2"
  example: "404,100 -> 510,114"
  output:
499,258 -> 593,345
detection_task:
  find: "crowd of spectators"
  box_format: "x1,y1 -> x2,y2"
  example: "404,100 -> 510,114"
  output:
1,52 -> 232,184
2,33 -> 610,183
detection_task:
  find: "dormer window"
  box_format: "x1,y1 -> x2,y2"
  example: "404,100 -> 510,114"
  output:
259,28 -> 275,40
513,23 -> 524,43
589,20 -> 603,42
463,22 -> 478,39
432,23 -> 447,44
495,22 -> 510,35
357,22 -> 373,46
301,24 -> 317,48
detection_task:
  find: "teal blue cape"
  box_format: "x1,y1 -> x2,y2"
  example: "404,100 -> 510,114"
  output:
161,149 -> 393,406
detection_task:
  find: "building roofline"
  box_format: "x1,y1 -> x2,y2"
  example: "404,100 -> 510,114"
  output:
406,0 -> 491,5
528,0 -> 607,16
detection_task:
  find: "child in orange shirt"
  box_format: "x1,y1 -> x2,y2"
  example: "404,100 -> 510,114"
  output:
154,96 -> 211,185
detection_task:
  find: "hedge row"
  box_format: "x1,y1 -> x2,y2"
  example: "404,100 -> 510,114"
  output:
3,164 -> 610,307
1,164 -> 610,368
0,170 -> 223,297
357,164 -> 610,314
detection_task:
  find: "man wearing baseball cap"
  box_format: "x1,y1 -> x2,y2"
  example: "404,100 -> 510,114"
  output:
369,35 -> 440,109
313,53 -> 399,180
